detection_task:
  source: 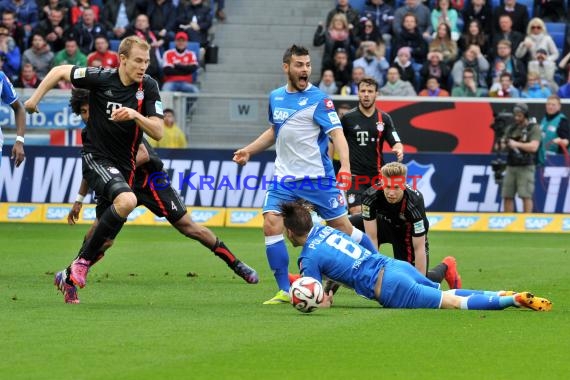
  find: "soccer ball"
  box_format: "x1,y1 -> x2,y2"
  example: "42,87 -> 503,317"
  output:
289,277 -> 324,313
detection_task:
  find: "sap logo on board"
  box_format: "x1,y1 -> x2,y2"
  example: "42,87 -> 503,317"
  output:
524,217 -> 553,230
7,206 -> 36,219
427,215 -> 443,227
127,209 -> 146,221
562,218 -> 570,231
46,207 -> 70,220
488,216 -> 516,230
191,210 -> 219,223
82,208 -> 97,221
230,211 -> 258,224
451,216 -> 479,229
272,108 -> 294,122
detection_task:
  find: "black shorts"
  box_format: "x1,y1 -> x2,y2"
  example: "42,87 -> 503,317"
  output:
346,180 -> 372,208
134,168 -> 187,223
82,153 -> 134,218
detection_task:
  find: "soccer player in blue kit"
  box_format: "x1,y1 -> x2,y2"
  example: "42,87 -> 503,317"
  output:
281,200 -> 552,311
233,45 -> 377,304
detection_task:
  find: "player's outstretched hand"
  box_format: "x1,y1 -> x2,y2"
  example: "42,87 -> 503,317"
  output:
11,144 -> 25,167
233,149 -> 250,166
23,99 -> 39,114
67,202 -> 83,225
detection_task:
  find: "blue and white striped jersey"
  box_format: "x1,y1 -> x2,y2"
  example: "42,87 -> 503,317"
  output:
0,71 -> 19,148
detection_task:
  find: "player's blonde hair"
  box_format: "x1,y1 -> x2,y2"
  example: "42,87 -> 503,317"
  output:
118,36 -> 150,58
381,162 -> 407,178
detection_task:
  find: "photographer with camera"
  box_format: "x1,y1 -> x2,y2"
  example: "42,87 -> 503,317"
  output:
498,103 -> 542,213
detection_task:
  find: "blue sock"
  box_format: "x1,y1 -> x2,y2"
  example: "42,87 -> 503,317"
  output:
464,295 -> 504,310
351,228 -> 376,252
265,237 -> 290,291
450,289 -> 500,297
499,296 -> 516,308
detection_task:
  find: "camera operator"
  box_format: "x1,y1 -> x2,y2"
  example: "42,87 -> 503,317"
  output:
498,103 -> 542,213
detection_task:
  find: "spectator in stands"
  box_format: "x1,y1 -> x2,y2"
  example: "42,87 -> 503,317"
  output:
2,10 -> 25,52
314,13 -> 356,72
489,71 -> 521,97
326,0 -> 361,36
213,0 -> 226,22
429,22 -> 458,65
316,69 -> 338,95
458,20 -> 489,60
521,71 -> 552,98
557,77 -> 570,99
451,67 -> 487,97
418,76 -> 450,96
162,31 -> 199,93
177,0 -> 213,48
431,0 -> 460,41
33,7 -> 68,53
528,48 -> 558,92
353,40 -> 389,87
462,0 -> 493,36
538,95 -> 569,159
490,39 -> 526,89
86,35 -> 119,68
515,18 -> 559,64
101,0 -> 139,41
448,0 -> 465,12
420,49 -> 451,90
13,61 -> 40,88
147,108 -> 187,148
558,52 -> 570,98
144,0 -> 178,45
70,0 -> 99,25
356,17 -> 382,47
392,46 -> 417,89
0,0 -> 39,39
451,44 -> 489,89
341,65 -> 365,95
361,0 -> 394,47
38,0 -> 72,21
22,33 -> 53,80
490,14 -> 524,60
493,0 -> 529,34
328,47 -> 352,89
391,13 -> 428,64
53,38 -> 86,89
68,7 -> 106,55
393,0 -> 432,40
0,23 -> 20,81
125,14 -> 163,81
380,66 -> 416,96
535,0 -> 566,22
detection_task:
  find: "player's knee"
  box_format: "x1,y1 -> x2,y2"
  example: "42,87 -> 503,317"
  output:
114,192 -> 137,215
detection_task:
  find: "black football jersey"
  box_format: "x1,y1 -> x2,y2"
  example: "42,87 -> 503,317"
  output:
361,184 -> 429,238
341,107 -> 400,178
70,66 -> 163,177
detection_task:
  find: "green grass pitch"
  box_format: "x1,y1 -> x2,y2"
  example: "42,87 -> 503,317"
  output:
1,223 -> 568,379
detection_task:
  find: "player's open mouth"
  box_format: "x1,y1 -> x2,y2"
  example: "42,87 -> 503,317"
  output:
299,76 -> 308,85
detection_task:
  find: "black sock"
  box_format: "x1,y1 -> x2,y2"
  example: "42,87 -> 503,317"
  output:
212,238 -> 237,267
79,205 -> 126,262
427,263 -> 447,284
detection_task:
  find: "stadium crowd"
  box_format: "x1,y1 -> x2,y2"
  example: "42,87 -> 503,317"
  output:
313,0 -> 570,99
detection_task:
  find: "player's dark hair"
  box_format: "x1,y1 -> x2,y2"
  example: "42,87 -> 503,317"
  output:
283,44 -> 309,64
118,35 -> 150,58
163,108 -> 175,115
69,88 -> 90,116
280,200 -> 314,237
358,76 -> 378,91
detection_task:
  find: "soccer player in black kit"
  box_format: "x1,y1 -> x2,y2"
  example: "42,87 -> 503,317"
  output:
58,88 -> 258,303
350,162 -> 462,289
25,36 -> 168,295
341,77 -> 404,215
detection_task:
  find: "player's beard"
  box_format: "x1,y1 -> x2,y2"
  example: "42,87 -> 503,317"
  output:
288,70 -> 309,92
360,98 -> 375,112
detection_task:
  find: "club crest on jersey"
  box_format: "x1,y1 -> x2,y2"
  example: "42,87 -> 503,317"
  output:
376,122 -> 385,132
324,99 -> 334,109
298,97 -> 308,106
136,90 -> 144,100
107,167 -> 120,174
348,193 -> 356,205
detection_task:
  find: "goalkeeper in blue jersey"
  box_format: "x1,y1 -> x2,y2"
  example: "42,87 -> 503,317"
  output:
280,200 -> 552,311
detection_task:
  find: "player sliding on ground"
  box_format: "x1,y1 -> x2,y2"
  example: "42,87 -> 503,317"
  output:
280,200 -> 552,311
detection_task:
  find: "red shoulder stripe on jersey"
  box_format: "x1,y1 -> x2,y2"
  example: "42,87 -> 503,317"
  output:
376,111 -> 384,174
128,80 -> 145,187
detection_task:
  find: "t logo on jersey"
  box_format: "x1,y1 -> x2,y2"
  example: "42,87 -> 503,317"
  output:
356,131 -> 369,146
106,102 -> 122,119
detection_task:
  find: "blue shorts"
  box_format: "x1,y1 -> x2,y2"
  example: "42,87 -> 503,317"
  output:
262,179 -> 347,221
379,260 -> 442,309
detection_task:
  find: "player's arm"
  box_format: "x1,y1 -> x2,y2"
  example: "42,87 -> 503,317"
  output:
361,188 -> 378,247
136,143 -> 150,167
111,107 -> 163,141
24,65 -> 73,112
363,219 -> 378,248
329,128 -> 350,177
384,113 -> 404,162
68,178 -> 90,225
233,127 -> 275,166
10,99 -> 26,167
412,234 -> 427,276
